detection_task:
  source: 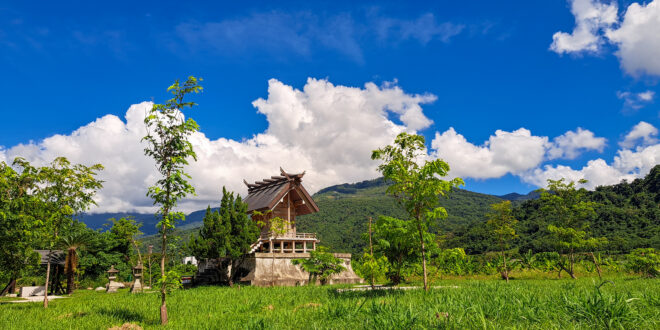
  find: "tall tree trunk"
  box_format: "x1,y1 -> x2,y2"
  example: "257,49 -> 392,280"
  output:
66,248 -> 75,294
368,217 -> 374,289
502,250 -> 509,282
416,216 -> 428,292
160,220 -> 168,325
590,252 -> 602,279
43,249 -> 52,308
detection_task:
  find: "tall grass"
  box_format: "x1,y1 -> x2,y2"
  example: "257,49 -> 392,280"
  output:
0,276 -> 657,329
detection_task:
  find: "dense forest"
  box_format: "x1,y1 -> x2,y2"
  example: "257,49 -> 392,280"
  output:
299,166 -> 660,256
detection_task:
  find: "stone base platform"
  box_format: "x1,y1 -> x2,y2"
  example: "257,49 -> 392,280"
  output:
238,253 -> 362,287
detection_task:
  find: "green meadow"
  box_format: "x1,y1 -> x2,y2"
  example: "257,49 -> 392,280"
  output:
0,276 -> 658,329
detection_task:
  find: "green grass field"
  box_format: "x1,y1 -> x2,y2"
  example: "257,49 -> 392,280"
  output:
0,276 -> 658,329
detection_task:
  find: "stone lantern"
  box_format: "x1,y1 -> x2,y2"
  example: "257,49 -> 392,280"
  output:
106,265 -> 122,293
131,262 -> 144,293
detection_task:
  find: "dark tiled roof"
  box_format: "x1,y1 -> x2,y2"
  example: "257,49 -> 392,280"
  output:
243,168 -> 319,214
244,180 -> 289,212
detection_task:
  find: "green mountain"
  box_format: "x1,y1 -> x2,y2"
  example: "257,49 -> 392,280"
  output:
296,177 -> 504,255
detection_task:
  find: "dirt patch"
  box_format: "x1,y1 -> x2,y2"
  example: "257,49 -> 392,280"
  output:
108,323 -> 143,330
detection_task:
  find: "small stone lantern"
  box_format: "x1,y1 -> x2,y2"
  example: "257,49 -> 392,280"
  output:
131,262 -> 144,293
106,265 -> 121,293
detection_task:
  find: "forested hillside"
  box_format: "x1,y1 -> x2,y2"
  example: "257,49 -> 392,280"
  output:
451,165 -> 660,254
297,178 -> 504,255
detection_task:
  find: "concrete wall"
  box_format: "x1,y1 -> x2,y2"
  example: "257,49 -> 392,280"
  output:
239,253 -> 362,287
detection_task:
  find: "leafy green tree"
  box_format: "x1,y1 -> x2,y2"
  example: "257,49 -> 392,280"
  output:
143,76 -> 202,325
356,253 -> 389,289
190,188 -> 259,285
39,157 -> 103,308
486,200 -> 518,282
539,178 -> 606,279
292,247 -> 346,285
372,216 -> 427,284
0,158 -> 41,296
108,217 -> 144,266
372,132 -> 463,290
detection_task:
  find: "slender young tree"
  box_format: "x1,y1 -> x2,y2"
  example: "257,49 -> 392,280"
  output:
372,132 -> 463,291
39,157 -> 103,308
486,200 -> 518,282
539,178 -> 606,279
143,76 -> 202,325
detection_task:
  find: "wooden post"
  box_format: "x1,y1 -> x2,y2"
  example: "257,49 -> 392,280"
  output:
303,241 -> 307,253
269,239 -> 273,253
280,241 -> 284,253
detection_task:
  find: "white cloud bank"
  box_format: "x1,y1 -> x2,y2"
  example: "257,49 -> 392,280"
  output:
1,78 -> 657,213
523,122 -> 660,189
0,78 -> 435,213
430,127 -> 606,179
551,0 -> 660,77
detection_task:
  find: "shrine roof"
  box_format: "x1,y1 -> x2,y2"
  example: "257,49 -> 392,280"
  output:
243,168 -> 319,215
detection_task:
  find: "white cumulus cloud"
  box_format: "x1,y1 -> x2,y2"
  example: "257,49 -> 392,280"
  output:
620,121 -> 659,149
550,0 -> 618,54
430,126 -> 607,179
0,78 -> 435,214
524,121 -> 660,189
552,0 -> 660,77
548,127 -> 607,159
430,127 -> 550,179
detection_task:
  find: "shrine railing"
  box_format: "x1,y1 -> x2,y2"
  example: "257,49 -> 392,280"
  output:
259,232 -> 317,240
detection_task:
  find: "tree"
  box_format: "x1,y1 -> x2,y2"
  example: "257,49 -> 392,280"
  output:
143,76 -> 202,325
57,230 -> 93,294
108,217 -> 144,266
357,217 -> 389,289
0,158 -> 41,296
538,178 -> 606,279
372,216 -> 427,284
39,157 -> 103,308
292,247 -> 346,285
189,188 -> 259,285
486,200 -> 518,282
372,132 -> 463,291
219,188 -> 259,285
356,253 -> 389,289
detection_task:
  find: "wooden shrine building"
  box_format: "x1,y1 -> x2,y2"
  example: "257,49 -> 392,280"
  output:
196,168 -> 362,286
244,168 -> 320,254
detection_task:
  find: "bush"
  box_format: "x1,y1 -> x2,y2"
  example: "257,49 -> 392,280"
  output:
625,248 -> 659,278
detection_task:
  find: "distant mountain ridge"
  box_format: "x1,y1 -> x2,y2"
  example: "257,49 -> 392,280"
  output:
498,191 -> 540,201
79,178 -> 537,242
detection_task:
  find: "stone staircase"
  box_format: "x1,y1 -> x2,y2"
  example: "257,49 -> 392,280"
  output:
248,240 -> 264,254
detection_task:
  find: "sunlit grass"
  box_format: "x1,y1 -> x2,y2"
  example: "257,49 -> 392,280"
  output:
0,276 -> 658,329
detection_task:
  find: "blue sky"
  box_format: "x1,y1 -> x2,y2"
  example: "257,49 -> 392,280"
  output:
1,0 -> 659,212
